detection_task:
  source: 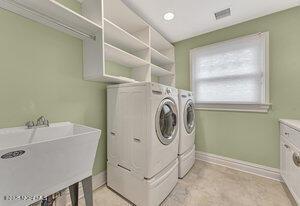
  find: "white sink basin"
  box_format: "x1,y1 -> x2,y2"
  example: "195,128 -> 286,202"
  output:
0,122 -> 101,206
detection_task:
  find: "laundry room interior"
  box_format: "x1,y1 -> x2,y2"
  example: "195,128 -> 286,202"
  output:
0,0 -> 300,206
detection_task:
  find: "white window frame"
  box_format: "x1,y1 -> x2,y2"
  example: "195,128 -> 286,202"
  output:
190,32 -> 270,113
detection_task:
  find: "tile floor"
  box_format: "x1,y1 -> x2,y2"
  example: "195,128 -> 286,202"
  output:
78,160 -> 296,206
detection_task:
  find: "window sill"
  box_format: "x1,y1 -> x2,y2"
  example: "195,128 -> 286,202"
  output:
195,103 -> 271,113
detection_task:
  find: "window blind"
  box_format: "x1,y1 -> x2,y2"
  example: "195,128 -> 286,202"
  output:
191,33 -> 268,107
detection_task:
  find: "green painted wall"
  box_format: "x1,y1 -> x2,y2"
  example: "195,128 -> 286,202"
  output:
174,6 -> 300,168
0,2 -> 108,175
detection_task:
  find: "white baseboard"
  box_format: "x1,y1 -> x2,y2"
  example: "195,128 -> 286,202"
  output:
91,170 -> 107,190
195,151 -> 282,182
55,171 -> 107,206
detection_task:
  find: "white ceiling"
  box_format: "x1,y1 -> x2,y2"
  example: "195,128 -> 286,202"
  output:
122,0 -> 300,43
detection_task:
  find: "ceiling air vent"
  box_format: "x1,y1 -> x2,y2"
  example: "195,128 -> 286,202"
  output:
215,8 -> 231,20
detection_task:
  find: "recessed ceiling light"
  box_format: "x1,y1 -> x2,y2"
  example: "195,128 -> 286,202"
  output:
164,12 -> 174,21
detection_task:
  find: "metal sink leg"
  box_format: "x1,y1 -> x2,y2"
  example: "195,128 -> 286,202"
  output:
69,182 -> 79,206
68,176 -> 93,206
82,176 -> 93,206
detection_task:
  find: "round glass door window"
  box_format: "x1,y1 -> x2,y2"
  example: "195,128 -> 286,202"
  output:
156,98 -> 178,145
184,100 -> 195,134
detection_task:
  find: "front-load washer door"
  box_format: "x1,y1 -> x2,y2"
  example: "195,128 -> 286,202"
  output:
184,100 -> 195,134
156,98 -> 178,145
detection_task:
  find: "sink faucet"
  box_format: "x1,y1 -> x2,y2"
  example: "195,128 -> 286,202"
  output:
25,120 -> 35,129
25,116 -> 49,129
36,116 -> 49,127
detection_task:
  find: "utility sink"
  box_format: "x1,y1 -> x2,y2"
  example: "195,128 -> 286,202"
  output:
0,122 -> 101,206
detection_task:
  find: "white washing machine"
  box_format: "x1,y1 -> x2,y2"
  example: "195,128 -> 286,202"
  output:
178,89 -> 196,178
107,82 -> 179,206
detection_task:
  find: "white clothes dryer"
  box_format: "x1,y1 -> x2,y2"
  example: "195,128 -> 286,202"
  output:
178,89 -> 196,178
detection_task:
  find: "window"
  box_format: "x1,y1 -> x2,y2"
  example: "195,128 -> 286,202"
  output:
190,32 -> 270,112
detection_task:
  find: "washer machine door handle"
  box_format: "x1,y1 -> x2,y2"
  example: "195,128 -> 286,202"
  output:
172,113 -> 177,127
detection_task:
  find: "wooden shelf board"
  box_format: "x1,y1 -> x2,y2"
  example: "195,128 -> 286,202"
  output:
104,19 -> 149,53
151,48 -> 174,66
105,43 -> 149,68
151,64 -> 174,77
85,74 -> 137,83
103,74 -> 137,83
103,0 -> 148,34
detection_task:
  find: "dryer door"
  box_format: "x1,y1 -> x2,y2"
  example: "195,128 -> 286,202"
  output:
184,100 -> 195,134
156,98 -> 178,145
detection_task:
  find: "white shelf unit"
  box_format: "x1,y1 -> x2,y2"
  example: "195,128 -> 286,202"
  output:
150,28 -> 175,86
0,0 -> 175,86
102,0 -> 151,83
101,0 -> 175,86
0,0 -> 102,39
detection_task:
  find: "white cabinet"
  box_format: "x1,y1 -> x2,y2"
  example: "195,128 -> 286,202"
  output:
280,120 -> 300,205
289,142 -> 300,200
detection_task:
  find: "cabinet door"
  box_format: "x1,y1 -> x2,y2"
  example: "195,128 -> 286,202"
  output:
280,139 -> 287,182
286,143 -> 294,189
289,143 -> 300,202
